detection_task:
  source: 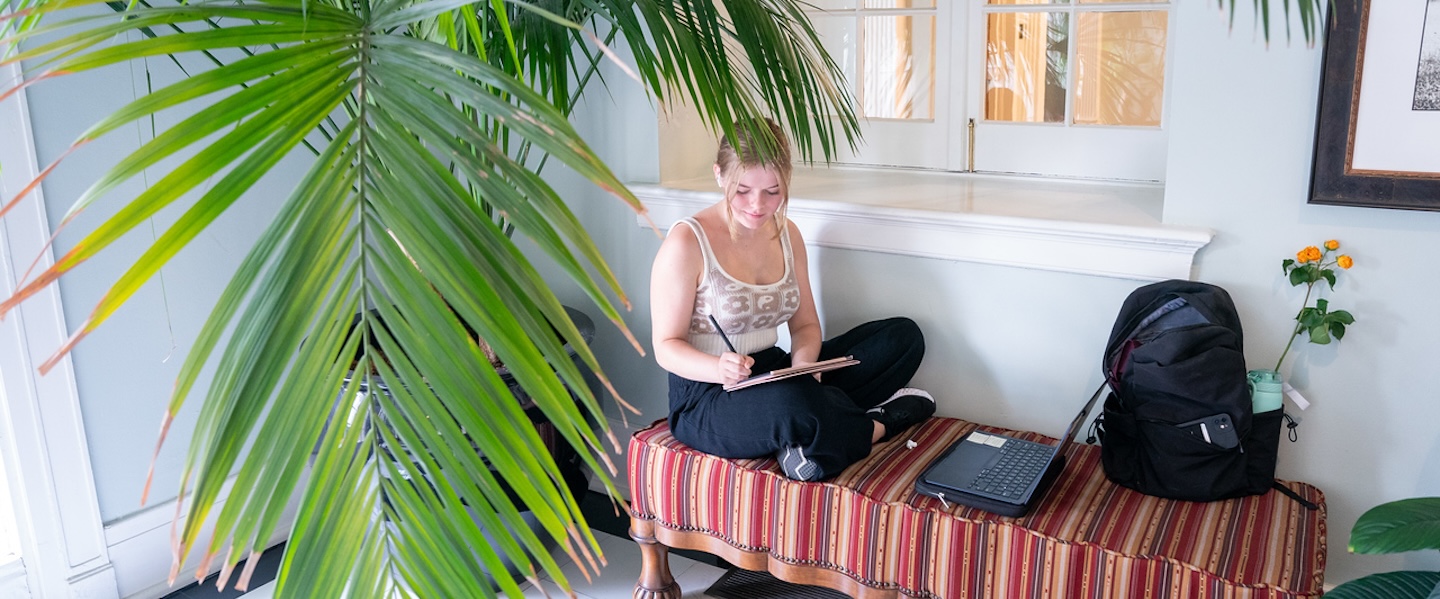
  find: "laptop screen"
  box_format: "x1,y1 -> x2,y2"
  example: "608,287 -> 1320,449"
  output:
1054,383 -> 1107,457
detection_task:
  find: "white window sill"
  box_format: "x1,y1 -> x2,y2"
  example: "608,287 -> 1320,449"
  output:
633,166 -> 1212,281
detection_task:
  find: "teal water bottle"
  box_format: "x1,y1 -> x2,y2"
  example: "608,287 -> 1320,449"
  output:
1247,369 -> 1284,413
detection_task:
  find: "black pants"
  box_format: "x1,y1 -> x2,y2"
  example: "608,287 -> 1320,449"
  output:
668,317 -> 925,480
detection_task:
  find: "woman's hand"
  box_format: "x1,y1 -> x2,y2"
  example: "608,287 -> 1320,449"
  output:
718,351 -> 755,385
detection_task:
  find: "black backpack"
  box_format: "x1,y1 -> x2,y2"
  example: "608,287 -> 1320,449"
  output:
1095,280 -> 1313,508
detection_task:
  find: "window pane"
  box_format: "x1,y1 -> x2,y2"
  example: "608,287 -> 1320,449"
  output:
808,0 -> 858,10
985,12 -> 1068,123
1073,11 -> 1167,126
862,15 -> 935,119
810,15 -> 858,101
988,0 -> 1070,5
1079,0 -> 1164,3
865,0 -> 935,7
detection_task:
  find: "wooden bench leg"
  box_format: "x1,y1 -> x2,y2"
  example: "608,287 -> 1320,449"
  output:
630,518 -> 681,599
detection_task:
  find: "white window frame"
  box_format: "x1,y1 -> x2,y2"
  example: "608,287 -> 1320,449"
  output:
805,2 -> 957,170
808,0 -> 1174,182
969,1 -> 1174,181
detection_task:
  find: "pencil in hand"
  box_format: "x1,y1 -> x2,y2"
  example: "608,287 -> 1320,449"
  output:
708,314 -> 738,354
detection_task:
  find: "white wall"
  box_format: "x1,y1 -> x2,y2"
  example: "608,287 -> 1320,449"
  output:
545,4 -> 1440,587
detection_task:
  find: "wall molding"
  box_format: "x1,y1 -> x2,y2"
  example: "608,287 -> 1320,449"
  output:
0,61 -> 119,598
632,179 -> 1213,282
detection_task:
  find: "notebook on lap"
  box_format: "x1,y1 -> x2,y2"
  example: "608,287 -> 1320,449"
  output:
915,384 -> 1105,517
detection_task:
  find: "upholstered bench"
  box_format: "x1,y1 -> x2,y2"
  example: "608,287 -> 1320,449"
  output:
627,416 -> 1326,599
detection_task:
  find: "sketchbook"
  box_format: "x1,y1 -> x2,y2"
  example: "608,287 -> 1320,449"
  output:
722,355 -> 859,392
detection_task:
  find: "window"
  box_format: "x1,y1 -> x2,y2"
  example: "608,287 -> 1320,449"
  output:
805,0 -> 1172,181
806,1 -> 952,170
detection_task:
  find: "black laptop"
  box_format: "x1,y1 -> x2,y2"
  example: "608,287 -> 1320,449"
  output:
915,384 -> 1105,517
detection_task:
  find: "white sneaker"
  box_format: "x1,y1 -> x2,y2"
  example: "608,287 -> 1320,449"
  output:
869,387 -> 935,411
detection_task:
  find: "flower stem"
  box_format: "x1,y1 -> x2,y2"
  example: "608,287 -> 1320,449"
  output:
1274,281 -> 1316,373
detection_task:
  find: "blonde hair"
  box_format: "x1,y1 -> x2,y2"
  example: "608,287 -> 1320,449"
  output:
715,119 -> 792,240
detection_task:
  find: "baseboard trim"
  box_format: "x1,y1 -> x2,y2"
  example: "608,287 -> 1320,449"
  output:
0,559 -> 27,598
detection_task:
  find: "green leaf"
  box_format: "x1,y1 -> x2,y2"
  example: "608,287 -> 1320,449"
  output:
1315,297 -> 1328,312
1307,325 -> 1330,344
72,39 -> 351,146
1329,321 -> 1346,340
1289,267 -> 1307,286
1323,269 -> 1337,288
1351,497 -> 1440,554
53,22 -> 353,74
1325,571 -> 1440,599
1282,258 -> 1295,272
1332,309 -> 1356,325
70,70 -> 355,337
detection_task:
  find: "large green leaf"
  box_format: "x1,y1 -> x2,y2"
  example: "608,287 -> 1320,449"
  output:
1351,497 -> 1440,554
0,0 -> 862,596
1325,571 -> 1440,599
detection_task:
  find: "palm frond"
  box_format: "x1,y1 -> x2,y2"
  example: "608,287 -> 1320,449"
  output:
0,0 -> 861,596
1214,0 -> 1329,44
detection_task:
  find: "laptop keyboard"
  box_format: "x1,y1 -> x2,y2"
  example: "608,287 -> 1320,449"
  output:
968,439 -> 1053,500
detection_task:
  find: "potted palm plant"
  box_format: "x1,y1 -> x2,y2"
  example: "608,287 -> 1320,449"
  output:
0,1 -> 859,596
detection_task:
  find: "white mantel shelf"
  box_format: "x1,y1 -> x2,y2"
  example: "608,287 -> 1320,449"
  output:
632,166 -> 1213,282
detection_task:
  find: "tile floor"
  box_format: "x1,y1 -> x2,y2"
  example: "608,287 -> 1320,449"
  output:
165,490 -> 732,599
234,529 -> 729,599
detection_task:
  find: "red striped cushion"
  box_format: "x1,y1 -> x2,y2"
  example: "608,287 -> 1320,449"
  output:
629,417 -> 1325,599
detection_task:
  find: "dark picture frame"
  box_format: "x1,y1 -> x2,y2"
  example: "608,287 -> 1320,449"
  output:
1310,0 -> 1440,210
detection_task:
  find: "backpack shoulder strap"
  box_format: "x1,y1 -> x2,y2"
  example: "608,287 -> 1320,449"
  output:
1271,481 -> 1320,510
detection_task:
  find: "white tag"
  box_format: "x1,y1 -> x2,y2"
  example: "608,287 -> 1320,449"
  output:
985,436 -> 1007,448
1200,422 -> 1212,444
1281,382 -> 1311,410
968,432 -> 991,444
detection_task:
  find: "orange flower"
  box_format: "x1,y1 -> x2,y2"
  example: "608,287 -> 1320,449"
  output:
1338,255 -> 1353,269
1325,240 -> 1340,251
1297,246 -> 1321,263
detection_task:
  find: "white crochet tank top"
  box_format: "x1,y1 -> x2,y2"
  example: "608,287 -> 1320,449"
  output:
677,218 -> 800,356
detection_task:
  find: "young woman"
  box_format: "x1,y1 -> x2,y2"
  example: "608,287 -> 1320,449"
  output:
650,120 -> 933,481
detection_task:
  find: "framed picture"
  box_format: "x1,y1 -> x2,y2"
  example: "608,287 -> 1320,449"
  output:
1310,0 -> 1440,210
